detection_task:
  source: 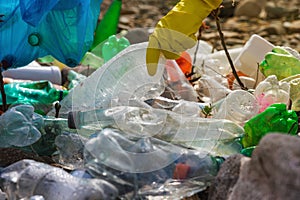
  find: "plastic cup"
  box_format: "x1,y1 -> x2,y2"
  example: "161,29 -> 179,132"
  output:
234,34 -> 274,82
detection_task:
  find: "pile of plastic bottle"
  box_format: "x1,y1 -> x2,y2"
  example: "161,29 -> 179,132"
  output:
0,32 -> 300,199
1,1 -> 300,199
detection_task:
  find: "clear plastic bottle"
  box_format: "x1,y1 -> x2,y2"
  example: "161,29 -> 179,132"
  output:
0,104 -> 43,147
0,159 -> 118,200
68,105 -> 244,157
48,42 -> 166,118
213,90 -> 259,125
84,128 -> 224,199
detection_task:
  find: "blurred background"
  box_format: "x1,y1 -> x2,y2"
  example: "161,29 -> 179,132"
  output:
100,0 -> 300,52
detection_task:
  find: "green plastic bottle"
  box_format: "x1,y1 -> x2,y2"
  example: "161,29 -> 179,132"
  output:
0,81 -> 69,115
102,35 -> 130,62
91,0 -> 122,52
259,46 -> 300,80
241,103 -> 298,148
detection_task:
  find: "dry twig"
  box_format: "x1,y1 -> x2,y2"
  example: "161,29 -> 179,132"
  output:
212,6 -> 247,90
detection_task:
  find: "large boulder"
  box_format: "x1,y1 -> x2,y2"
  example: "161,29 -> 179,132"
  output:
209,134 -> 300,200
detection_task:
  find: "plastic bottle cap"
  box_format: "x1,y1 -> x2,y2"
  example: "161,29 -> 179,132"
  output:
28,33 -> 41,46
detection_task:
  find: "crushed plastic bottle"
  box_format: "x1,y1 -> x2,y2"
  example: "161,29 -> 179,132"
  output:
0,104 -> 79,155
54,132 -> 89,169
281,74 -> 300,111
102,35 -> 130,62
241,103 -> 298,148
68,105 -> 244,157
145,96 -> 210,117
214,90 -> 259,125
48,42 -> 166,118
80,52 -> 104,69
0,104 -> 43,147
0,159 -> 118,200
30,116 -> 80,156
0,80 -> 68,115
84,128 -> 224,199
259,46 -> 300,80
254,75 -> 290,113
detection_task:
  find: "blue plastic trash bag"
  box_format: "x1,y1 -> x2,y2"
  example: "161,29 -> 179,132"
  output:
0,0 -> 103,68
20,0 -> 60,26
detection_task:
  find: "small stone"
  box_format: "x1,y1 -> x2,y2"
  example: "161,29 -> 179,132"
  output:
265,2 -> 285,19
119,16 -> 130,25
124,28 -> 150,44
257,23 -> 285,35
283,20 -> 300,33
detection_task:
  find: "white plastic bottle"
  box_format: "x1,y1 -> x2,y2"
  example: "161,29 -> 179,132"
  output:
2,65 -> 62,85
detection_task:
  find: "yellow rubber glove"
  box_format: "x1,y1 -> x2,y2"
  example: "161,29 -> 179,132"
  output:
146,0 -> 222,76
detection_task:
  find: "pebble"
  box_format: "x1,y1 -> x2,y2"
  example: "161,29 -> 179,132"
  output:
283,20 -> 300,33
234,0 -> 266,18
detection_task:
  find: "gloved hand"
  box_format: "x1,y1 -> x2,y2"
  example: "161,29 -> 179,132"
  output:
146,0 -> 222,76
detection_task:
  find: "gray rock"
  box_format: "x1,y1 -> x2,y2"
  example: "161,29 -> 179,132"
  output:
124,28 -> 150,44
265,2 -> 285,19
229,134 -> 300,200
265,2 -> 299,20
257,23 -> 285,35
0,189 -> 7,200
234,0 -> 267,17
209,134 -> 300,200
208,154 -> 247,200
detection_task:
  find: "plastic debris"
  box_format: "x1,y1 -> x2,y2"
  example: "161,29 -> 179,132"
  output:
91,0 -> 122,51
0,80 -> 68,115
80,52 -> 104,69
0,159 -> 118,200
260,46 -> 300,80
102,35 -> 130,62
164,60 -> 199,101
2,65 -> 62,85
68,106 -> 244,157
281,74 -> 300,111
48,42 -> 166,117
234,34 -> 274,82
84,128 -> 224,199
1,30 -> 300,200
65,70 -> 87,90
214,90 -> 259,125
254,75 -> 290,112
0,104 -> 43,147
241,103 -> 298,148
